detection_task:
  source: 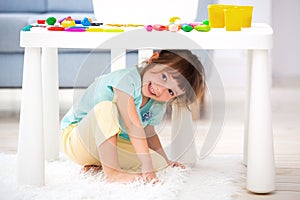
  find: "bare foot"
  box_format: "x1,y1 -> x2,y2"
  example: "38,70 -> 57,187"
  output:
104,169 -> 141,183
81,165 -> 103,175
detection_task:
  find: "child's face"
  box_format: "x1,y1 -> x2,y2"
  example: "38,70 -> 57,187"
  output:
142,64 -> 184,102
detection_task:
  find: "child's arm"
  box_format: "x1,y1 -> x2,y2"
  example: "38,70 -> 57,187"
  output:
145,125 -> 186,169
113,88 -> 157,181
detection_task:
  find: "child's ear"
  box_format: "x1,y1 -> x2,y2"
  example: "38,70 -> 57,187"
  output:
148,52 -> 159,63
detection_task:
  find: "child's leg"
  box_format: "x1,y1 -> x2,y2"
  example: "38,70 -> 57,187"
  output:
98,134 -> 140,182
117,137 -> 168,172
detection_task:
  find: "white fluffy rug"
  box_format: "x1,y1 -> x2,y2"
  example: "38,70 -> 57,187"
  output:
0,153 -> 243,200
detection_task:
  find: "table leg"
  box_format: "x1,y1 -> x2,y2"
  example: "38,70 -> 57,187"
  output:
171,105 -> 197,167
17,47 -> 45,186
42,48 -> 60,161
243,50 -> 253,166
247,49 -> 275,193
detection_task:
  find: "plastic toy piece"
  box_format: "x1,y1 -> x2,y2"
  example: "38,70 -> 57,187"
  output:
22,25 -> 32,31
61,20 -> 76,28
190,22 -> 202,28
168,24 -> 180,32
145,25 -> 153,32
37,20 -> 46,24
65,27 -> 86,32
46,17 -> 57,25
169,16 -> 181,24
91,22 -> 103,26
181,24 -> 193,32
81,17 -> 91,26
202,19 -> 209,25
194,24 -> 211,32
74,19 -> 81,24
153,24 -> 166,31
86,27 -> 104,32
47,26 -> 65,31
65,16 -> 73,21
103,29 -> 124,32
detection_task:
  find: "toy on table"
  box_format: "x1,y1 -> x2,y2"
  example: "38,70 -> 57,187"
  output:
144,17 -> 211,32
48,26 -> 65,31
46,17 -> 56,25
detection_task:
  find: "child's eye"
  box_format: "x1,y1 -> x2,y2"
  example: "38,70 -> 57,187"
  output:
168,89 -> 174,96
162,74 -> 167,81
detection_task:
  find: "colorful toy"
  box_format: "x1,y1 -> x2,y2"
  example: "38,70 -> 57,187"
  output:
61,20 -> 76,28
190,22 -> 202,28
86,27 -> 104,32
181,24 -> 193,32
65,27 -> 86,32
153,24 -> 166,31
81,17 -> 91,26
22,25 -> 32,31
37,20 -> 46,24
47,26 -> 65,31
168,23 -> 180,32
202,19 -> 209,25
74,19 -> 81,24
194,24 -> 211,32
169,16 -> 181,24
91,22 -> 103,26
46,17 -> 57,25
144,25 -> 153,32
103,29 -> 124,32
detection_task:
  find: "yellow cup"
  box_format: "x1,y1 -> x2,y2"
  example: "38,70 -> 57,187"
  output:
239,6 -> 254,27
208,4 -> 236,28
224,7 -> 243,31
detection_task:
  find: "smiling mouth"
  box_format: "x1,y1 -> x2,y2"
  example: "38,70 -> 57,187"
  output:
148,82 -> 156,96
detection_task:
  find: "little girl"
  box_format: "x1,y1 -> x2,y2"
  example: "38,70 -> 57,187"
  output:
61,50 -> 206,183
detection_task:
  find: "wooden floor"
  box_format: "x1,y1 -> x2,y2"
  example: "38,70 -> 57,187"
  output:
0,86 -> 299,199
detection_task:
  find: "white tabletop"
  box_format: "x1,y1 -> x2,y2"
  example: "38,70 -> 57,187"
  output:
20,23 -> 273,50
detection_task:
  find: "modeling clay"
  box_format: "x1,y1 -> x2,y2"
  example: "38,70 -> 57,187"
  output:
22,25 -> 32,31
61,20 -> 76,28
47,26 -> 65,31
74,19 -> 81,24
46,17 -> 57,25
81,17 -> 91,26
194,24 -> 211,32
91,22 -> 103,26
168,24 -> 180,32
86,27 -> 104,32
169,16 -> 181,24
153,24 -> 166,31
65,27 -> 86,32
145,25 -> 153,32
103,29 -> 124,32
190,22 -> 202,28
181,24 -> 193,32
37,20 -> 46,24
202,19 -> 209,25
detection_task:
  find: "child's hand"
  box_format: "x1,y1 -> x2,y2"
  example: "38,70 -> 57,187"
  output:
142,172 -> 159,184
168,161 -> 186,169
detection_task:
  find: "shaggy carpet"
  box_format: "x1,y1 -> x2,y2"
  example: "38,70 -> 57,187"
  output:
0,153 -> 243,200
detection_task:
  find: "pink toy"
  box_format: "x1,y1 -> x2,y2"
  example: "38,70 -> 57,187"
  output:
145,25 -> 153,32
153,24 -> 166,31
65,27 -> 86,32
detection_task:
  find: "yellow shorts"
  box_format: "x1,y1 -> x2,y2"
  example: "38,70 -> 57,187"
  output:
61,101 -> 167,171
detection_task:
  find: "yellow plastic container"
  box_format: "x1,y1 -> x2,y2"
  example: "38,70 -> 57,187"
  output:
239,6 -> 254,27
208,4 -> 236,28
224,7 -> 243,31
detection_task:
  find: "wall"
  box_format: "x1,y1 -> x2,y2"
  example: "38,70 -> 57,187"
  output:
272,0 -> 300,83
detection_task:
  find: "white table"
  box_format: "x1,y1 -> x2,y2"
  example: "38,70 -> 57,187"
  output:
18,23 -> 275,193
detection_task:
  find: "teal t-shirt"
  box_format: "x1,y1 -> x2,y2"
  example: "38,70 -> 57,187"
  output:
61,67 -> 167,141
